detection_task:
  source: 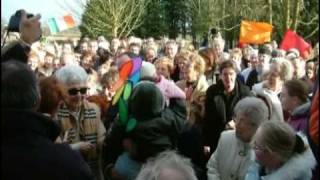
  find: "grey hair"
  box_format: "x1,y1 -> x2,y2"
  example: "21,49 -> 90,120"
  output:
271,57 -> 294,81
2,60 -> 40,109
54,65 -> 88,85
136,151 -> 197,180
234,97 -> 269,127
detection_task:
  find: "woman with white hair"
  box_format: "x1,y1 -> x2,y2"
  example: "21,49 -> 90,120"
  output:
246,121 -> 316,179
207,97 -> 269,180
136,150 -> 198,180
54,65 -> 106,180
252,57 -> 294,122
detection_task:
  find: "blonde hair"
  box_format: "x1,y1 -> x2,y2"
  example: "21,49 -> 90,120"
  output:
189,53 -> 206,74
254,121 -> 306,162
230,48 -> 243,58
154,57 -> 174,74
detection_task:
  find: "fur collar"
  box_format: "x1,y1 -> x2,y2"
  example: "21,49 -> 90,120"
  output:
263,134 -> 317,180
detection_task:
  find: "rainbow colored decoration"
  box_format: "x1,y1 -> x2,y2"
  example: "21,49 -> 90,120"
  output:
112,56 -> 142,132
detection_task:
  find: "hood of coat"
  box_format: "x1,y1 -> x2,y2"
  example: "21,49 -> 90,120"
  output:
291,101 -> 311,118
129,81 -> 165,120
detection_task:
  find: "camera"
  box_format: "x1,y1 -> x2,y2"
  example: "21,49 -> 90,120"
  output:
8,9 -> 34,32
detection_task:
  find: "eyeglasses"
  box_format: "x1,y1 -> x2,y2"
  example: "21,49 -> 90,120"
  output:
68,87 -> 88,95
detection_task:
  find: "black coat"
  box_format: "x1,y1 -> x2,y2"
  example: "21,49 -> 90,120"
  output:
2,109 -> 94,180
1,41 -> 30,63
203,79 -> 252,154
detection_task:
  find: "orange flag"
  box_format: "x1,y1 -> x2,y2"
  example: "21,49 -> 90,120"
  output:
63,14 -> 75,28
239,20 -> 273,44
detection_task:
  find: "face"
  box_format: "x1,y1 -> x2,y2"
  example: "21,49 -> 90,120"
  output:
28,57 -> 39,71
267,64 -> 282,89
235,113 -> 257,143
305,61 -> 315,79
44,55 -> 53,67
53,58 -> 60,69
89,41 -> 98,54
185,61 -> 199,82
145,49 -> 156,62
250,54 -> 259,69
231,54 -> 242,72
213,40 -> 225,55
130,45 -> 140,55
221,67 -> 236,93
111,39 -> 120,51
81,56 -> 93,70
63,44 -> 72,54
80,42 -> 88,52
67,83 -> 88,108
253,128 -> 283,170
156,63 -> 170,79
280,86 -> 295,112
258,54 -> 271,71
165,44 -> 178,59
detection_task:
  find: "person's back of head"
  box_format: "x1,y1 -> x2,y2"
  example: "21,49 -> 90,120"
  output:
136,150 -> 197,180
2,59 -> 39,110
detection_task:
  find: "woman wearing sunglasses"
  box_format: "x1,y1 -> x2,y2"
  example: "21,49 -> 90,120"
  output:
54,64 -> 106,180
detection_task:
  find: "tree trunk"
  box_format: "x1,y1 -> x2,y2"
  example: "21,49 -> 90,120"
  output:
268,0 -> 273,24
283,0 -> 291,33
292,0 -> 300,31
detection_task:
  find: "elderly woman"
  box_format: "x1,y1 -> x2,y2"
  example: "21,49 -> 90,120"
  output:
54,65 -> 106,180
136,151 -> 197,180
252,57 -> 294,122
207,97 -> 269,180
245,121 -> 316,180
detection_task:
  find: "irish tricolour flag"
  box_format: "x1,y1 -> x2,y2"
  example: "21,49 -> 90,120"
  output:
47,14 -> 75,34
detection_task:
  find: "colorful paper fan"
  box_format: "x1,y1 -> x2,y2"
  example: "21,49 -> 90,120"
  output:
129,70 -> 140,86
119,61 -> 133,80
123,82 -> 132,101
118,97 -> 128,124
111,56 -> 143,129
126,118 -> 137,132
112,84 -> 125,105
130,57 -> 143,76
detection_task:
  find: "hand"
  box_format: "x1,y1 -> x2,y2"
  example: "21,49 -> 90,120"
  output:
19,10 -> 41,45
226,120 -> 236,130
203,146 -> 211,156
79,141 -> 95,154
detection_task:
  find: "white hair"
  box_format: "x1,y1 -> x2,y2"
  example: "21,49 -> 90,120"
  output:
54,65 -> 88,85
234,97 -> 269,126
136,151 -> 197,180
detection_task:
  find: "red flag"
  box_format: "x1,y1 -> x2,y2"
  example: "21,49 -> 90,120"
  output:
280,30 -> 311,58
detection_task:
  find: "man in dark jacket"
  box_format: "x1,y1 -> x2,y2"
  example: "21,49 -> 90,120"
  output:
1,60 -> 94,180
203,60 -> 252,156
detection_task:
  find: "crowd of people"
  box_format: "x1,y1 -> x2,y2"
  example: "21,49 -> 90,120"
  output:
2,10 -> 319,180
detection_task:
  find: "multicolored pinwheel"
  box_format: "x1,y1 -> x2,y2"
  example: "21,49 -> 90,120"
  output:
112,56 -> 142,132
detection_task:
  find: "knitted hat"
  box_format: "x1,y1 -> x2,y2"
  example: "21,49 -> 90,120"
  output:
129,81 -> 165,119
140,61 -> 156,79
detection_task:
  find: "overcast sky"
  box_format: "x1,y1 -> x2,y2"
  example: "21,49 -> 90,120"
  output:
2,0 -> 86,24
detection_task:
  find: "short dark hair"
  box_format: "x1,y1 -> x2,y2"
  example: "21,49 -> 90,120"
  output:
1,60 -> 40,109
284,80 -> 309,103
219,60 -> 237,73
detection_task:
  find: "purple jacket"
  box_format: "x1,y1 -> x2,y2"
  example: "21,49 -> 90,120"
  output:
287,102 -> 311,134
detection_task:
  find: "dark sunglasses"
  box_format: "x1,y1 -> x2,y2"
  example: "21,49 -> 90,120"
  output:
68,88 -> 88,95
